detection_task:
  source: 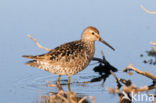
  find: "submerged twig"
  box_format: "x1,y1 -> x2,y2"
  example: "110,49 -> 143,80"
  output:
27,35 -> 51,51
45,80 -> 95,103
107,63 -> 156,103
110,70 -> 122,89
57,92 -> 68,103
107,71 -> 132,103
78,96 -> 87,103
47,80 -> 57,87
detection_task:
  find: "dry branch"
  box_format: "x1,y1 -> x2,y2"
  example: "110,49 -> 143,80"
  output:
140,5 -> 156,14
106,70 -> 122,94
47,80 -> 57,87
106,88 -> 121,94
150,41 -> 156,46
78,96 -> 87,103
150,41 -> 156,52
122,64 -> 156,94
107,62 -> 156,102
110,70 -> 122,89
27,35 -> 51,51
123,64 -> 156,81
90,96 -> 95,103
57,93 -> 68,103
122,85 -> 151,94
107,71 -> 132,103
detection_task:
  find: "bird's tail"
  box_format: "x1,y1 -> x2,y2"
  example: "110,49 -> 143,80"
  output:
22,55 -> 37,59
24,60 -> 36,66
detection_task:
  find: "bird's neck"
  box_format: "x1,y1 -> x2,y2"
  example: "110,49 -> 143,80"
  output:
81,40 -> 95,57
81,39 -> 95,47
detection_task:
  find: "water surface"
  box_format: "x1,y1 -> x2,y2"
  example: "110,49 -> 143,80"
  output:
0,0 -> 156,103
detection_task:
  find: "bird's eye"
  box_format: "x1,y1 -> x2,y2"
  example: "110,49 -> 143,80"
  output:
92,32 -> 95,35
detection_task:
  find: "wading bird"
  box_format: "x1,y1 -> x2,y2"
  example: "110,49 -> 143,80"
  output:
22,26 -> 115,85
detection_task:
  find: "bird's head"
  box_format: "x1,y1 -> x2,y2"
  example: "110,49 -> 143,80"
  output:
81,26 -> 115,51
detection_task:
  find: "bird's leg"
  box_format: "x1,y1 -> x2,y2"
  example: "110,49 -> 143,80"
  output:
56,75 -> 63,90
67,76 -> 71,84
57,75 -> 61,84
68,76 -> 71,91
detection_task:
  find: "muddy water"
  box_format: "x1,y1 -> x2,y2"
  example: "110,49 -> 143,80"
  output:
0,0 -> 156,103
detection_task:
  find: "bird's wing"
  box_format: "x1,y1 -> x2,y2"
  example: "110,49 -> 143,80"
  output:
46,40 -> 85,61
23,40 -> 85,62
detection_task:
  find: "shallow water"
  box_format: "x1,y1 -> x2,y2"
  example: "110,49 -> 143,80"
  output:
0,0 -> 156,103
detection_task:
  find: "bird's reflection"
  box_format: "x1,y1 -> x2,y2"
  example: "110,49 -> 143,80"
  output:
37,81 -> 89,103
38,90 -> 89,103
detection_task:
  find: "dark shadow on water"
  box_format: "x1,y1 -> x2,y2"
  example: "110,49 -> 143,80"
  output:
83,55 -> 118,85
89,62 -> 117,85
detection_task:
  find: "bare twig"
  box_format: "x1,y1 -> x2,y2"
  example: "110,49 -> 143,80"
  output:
123,64 -> 156,81
107,63 -> 156,102
92,51 -> 108,65
47,80 -> 57,87
110,70 -> 122,89
106,70 -> 122,100
68,92 -> 76,103
140,5 -> 156,14
90,96 -> 95,103
27,35 -> 51,51
150,41 -> 156,46
150,41 -> 156,52
57,93 -> 68,103
106,88 -> 121,94
78,96 -> 87,103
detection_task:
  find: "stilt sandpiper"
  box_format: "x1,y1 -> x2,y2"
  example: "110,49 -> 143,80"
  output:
22,26 -> 115,84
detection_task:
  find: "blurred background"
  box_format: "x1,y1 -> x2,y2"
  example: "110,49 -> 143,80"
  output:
0,0 -> 156,103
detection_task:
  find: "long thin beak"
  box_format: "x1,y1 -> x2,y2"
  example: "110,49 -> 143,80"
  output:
99,37 -> 115,51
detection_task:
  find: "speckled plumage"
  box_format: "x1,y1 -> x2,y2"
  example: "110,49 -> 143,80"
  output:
23,40 -> 95,76
23,26 -> 115,83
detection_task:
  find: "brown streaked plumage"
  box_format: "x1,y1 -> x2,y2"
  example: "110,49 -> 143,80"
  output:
22,26 -> 115,84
